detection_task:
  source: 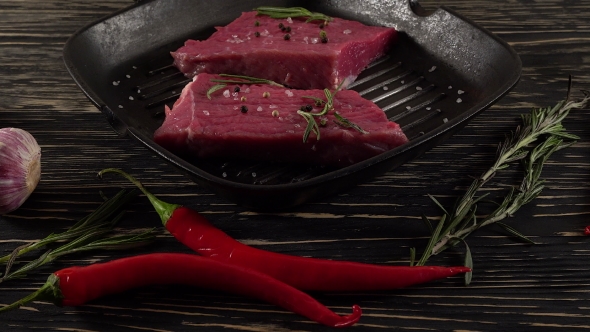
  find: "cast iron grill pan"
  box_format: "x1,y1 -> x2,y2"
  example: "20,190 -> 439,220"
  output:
63,0 -> 521,210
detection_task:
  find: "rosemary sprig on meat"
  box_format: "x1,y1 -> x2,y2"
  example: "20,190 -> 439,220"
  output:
207,74 -> 283,99
298,83 -> 367,143
412,78 -> 590,281
255,6 -> 332,24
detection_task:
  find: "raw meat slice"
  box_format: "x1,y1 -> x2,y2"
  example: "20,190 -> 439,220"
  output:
171,11 -> 397,90
153,73 -> 408,167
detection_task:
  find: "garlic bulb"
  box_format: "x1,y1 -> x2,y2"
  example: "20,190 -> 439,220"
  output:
0,128 -> 41,214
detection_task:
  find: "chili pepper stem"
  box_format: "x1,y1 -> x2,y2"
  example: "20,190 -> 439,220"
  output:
0,274 -> 60,312
98,169 -> 179,225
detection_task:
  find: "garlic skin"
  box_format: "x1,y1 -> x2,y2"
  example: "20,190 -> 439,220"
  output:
0,128 -> 41,215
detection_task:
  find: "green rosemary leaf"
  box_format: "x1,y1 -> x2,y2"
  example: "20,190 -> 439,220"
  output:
297,110 -> 320,142
214,74 -> 284,87
333,112 -> 368,134
496,222 -> 536,244
206,83 -> 227,100
463,241 -> 473,286
302,95 -> 326,107
409,247 -> 416,267
427,194 -> 449,215
416,215 -> 446,266
421,214 -> 434,234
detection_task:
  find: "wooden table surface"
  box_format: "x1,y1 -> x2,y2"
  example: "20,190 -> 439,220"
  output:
1,0 -> 589,331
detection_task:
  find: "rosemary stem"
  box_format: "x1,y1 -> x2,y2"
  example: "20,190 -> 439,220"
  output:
418,82 -> 589,266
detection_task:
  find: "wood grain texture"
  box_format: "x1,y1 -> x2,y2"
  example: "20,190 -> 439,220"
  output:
1,0 -> 590,331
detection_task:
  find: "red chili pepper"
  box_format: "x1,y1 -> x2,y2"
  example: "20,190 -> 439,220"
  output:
0,253 -> 361,328
584,226 -> 590,236
99,169 -> 471,292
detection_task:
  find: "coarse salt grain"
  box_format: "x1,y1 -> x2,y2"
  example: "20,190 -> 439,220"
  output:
416,86 -> 423,91
448,86 -> 453,89
126,74 -> 131,78
222,172 -> 227,178
257,106 -> 263,112
406,106 -> 411,110
285,90 -> 294,97
458,90 -> 465,95
426,107 -> 432,110
456,98 -> 463,103
428,66 -> 437,72
245,87 -> 250,93
118,105 -> 123,108
129,96 -> 134,100
287,17 -> 293,23
203,110 -> 210,116
223,90 -> 230,98
383,86 -> 389,91
270,104 -> 278,109
311,37 -> 319,44
343,29 -> 352,34
112,81 -> 120,86
443,118 -> 449,123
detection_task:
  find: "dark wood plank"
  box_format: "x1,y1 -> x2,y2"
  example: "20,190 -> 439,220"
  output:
1,0 -> 590,331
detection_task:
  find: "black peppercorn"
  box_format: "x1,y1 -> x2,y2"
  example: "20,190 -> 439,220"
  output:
305,104 -> 313,111
241,105 -> 248,113
234,86 -> 240,93
278,23 -> 284,29
254,20 -> 260,27
285,26 -> 291,33
284,34 -> 291,40
254,31 -> 260,37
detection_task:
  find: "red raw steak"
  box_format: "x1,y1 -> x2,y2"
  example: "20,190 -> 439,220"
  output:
153,73 -> 408,167
172,11 -> 397,90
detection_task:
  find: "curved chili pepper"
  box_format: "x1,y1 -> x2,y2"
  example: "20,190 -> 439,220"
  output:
99,169 -> 471,292
0,253 -> 361,328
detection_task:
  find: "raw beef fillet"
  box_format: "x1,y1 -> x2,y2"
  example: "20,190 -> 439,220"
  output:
153,73 -> 408,167
171,11 -> 397,90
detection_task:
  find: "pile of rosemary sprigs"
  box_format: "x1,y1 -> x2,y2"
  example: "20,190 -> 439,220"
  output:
410,78 -> 590,284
